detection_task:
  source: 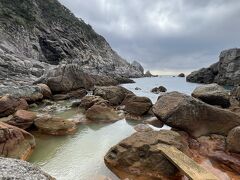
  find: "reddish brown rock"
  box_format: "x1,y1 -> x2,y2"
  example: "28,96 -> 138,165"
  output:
53,89 -> 87,101
7,110 -> 37,130
0,122 -> 35,160
0,95 -> 28,118
36,84 -> 52,99
86,105 -> 120,122
34,116 -> 76,135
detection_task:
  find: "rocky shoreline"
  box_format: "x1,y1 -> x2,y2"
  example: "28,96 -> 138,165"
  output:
0,79 -> 240,179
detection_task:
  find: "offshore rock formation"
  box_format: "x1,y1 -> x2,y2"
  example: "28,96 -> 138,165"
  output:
0,0 -> 144,86
187,48 -> 240,86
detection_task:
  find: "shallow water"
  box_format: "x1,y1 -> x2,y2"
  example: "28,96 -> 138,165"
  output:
29,77 -> 200,180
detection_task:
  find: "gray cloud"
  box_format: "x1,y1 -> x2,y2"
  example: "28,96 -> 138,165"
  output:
59,0 -> 240,74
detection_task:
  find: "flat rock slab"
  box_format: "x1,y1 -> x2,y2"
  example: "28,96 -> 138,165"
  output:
157,145 -> 218,180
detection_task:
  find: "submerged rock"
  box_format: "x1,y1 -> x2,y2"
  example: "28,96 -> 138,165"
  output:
0,157 -> 55,179
7,110 -> 37,130
124,95 -> 152,116
93,86 -> 134,106
0,122 -> 35,160
0,95 -> 28,118
153,91 -> 240,137
134,124 -> 153,132
151,86 -> 167,94
34,116 -> 76,135
104,130 -> 189,179
143,117 -> 164,128
86,105 -> 120,122
192,83 -> 230,108
227,126 -> 240,153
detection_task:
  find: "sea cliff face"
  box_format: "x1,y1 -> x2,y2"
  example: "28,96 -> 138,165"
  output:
0,0 -> 143,86
187,48 -> 240,86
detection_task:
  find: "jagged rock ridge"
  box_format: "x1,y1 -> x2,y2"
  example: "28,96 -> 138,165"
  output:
0,0 -> 143,86
187,48 -> 240,86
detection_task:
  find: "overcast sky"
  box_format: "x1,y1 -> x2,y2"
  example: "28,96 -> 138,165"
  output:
59,0 -> 240,74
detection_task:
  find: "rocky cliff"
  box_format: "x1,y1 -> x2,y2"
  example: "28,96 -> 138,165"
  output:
187,48 -> 240,86
0,0 -> 143,86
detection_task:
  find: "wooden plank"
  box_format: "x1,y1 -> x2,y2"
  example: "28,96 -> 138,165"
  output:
157,145 -> 219,180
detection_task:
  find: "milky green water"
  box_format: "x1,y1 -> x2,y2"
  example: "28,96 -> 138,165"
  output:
29,77 -> 199,180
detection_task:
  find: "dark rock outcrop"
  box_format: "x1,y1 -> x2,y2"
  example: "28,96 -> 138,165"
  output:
178,73 -> 185,77
153,91 -> 240,137
104,130 -> 189,179
0,157 -> 55,179
0,122 -> 35,160
78,96 -> 109,110
53,89 -> 87,101
151,86 -> 167,94
192,83 -> 230,108
187,49 -> 240,86
93,86 -> 134,106
0,0 -> 143,85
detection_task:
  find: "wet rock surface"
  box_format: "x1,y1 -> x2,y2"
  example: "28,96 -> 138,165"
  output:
153,91 -> 240,137
78,96 -> 109,110
0,122 -> 35,160
0,157 -> 55,180
192,83 -> 230,108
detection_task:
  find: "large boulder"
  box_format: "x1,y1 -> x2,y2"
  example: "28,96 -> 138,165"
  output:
79,96 -> 109,110
36,64 -> 94,93
93,86 -> 134,106
104,130 -> 189,179
153,92 -> 240,137
6,110 -> 37,130
0,157 -> 55,179
34,116 -> 76,135
0,95 -> 28,118
192,83 -> 230,108
36,84 -> 52,99
187,49 -> 240,86
86,105 -> 120,122
131,61 -> 144,75
0,122 -> 35,160
124,95 -> 152,116
227,126 -> 240,153
0,85 -> 43,102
